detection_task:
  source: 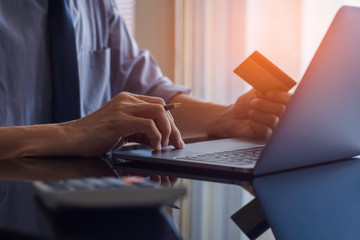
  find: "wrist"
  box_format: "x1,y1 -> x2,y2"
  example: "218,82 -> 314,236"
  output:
19,123 -> 79,157
206,104 -> 233,138
57,120 -> 89,156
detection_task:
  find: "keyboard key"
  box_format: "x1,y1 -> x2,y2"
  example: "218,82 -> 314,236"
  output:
174,147 -> 263,166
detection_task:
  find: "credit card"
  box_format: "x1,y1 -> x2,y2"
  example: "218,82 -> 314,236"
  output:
234,51 -> 296,95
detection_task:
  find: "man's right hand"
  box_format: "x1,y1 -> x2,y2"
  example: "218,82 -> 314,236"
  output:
64,92 -> 184,157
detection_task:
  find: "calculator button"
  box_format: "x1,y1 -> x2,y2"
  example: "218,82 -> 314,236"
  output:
83,178 -> 112,189
42,180 -> 69,191
63,179 -> 93,191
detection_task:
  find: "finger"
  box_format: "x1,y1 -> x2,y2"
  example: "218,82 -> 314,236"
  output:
116,92 -> 167,107
137,118 -> 163,150
167,111 -> 184,149
120,116 -> 162,150
265,91 -> 292,104
116,92 -> 165,107
251,88 -> 264,98
111,94 -> 169,147
167,110 -> 174,121
130,103 -> 172,147
126,133 -> 152,146
250,121 -> 273,139
114,93 -> 176,148
115,92 -> 144,103
127,93 -> 166,105
123,95 -> 173,147
169,176 -> 179,186
149,175 -> 161,184
160,176 -> 171,187
250,99 -> 286,116
111,136 -> 127,150
249,110 -> 279,129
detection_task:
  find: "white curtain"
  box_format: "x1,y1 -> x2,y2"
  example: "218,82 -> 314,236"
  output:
175,1 -> 255,239
175,0 -> 248,105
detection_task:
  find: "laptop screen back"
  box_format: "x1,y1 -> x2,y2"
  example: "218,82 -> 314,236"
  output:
254,6 -> 360,175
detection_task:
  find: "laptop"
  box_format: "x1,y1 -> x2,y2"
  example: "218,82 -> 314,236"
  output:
113,6 -> 360,177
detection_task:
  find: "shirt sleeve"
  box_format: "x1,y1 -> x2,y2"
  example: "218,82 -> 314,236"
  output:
107,0 -> 190,102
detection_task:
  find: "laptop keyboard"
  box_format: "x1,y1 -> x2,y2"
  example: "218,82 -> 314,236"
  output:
173,146 -> 264,167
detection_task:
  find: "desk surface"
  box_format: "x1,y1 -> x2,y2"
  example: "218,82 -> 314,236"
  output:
254,157 -> 360,240
1,154 -> 359,240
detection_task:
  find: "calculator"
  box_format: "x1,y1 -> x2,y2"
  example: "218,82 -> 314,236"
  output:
33,176 -> 186,209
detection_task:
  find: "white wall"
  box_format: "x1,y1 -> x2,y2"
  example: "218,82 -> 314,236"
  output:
301,0 -> 360,76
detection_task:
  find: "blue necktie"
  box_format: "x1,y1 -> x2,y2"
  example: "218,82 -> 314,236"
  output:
48,0 -> 81,123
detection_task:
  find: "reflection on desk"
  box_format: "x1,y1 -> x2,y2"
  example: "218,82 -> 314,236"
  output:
0,157 -> 117,181
0,157 -> 182,240
254,157 -> 360,240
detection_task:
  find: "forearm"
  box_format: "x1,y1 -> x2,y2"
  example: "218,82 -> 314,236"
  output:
0,123 -> 79,160
168,93 -> 229,138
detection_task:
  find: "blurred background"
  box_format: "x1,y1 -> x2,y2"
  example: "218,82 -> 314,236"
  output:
115,1 -> 360,239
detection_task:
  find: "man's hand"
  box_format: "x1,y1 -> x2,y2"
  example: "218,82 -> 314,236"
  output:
0,92 -> 185,159
64,92 -> 184,157
208,89 -> 292,139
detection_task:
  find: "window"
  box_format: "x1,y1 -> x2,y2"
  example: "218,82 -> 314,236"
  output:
115,0 -> 136,34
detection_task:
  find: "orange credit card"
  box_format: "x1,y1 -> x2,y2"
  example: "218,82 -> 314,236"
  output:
233,51 -> 296,95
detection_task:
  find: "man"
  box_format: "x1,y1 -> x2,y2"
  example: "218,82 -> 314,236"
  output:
0,0 -> 291,160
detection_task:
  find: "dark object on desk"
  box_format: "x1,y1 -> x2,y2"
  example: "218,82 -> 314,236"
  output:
33,176 -> 185,210
0,229 -> 49,240
109,155 -> 253,185
36,201 -> 181,240
0,179 -> 182,240
231,198 -> 269,240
